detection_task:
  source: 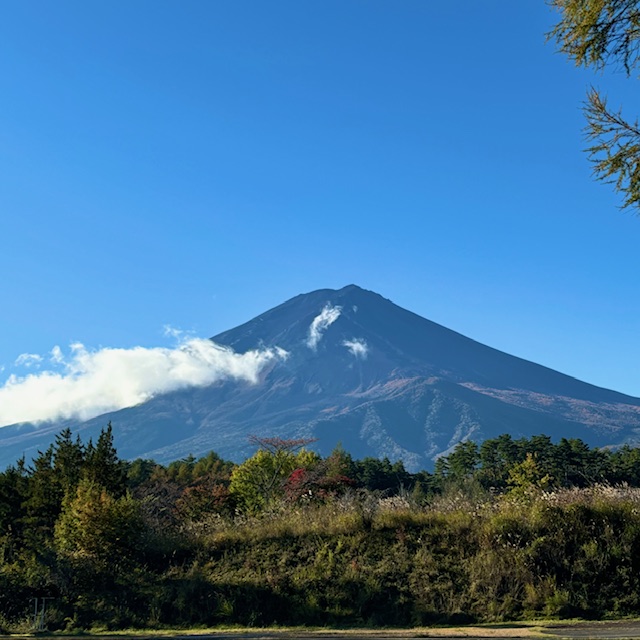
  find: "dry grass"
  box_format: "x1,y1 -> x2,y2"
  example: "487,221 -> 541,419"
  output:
0,623 -> 550,639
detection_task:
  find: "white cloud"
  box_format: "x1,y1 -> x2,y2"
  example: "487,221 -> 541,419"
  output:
162,324 -> 195,341
50,346 -> 64,364
307,304 -> 341,350
15,353 -> 43,367
0,338 -> 288,428
343,338 -> 368,359
163,325 -> 184,340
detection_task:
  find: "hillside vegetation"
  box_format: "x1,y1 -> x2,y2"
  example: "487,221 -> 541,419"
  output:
2,427 -> 640,630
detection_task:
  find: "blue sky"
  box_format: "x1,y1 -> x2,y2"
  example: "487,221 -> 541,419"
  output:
1,1 -> 638,427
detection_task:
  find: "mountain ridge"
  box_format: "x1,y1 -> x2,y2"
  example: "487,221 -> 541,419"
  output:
1,284 -> 639,470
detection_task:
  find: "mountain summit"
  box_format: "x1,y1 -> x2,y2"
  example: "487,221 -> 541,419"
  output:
2,285 -> 640,470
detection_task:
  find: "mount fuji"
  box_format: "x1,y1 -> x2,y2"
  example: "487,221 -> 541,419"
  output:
2,285 -> 639,471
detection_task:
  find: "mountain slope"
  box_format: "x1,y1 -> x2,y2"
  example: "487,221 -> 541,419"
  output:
1,285 -> 639,470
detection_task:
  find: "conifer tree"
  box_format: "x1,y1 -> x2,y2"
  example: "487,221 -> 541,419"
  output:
549,0 -> 640,210
84,423 -> 127,497
22,446 -> 61,543
53,428 -> 84,496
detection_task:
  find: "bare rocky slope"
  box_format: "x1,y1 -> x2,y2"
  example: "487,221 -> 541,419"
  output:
2,285 -> 639,470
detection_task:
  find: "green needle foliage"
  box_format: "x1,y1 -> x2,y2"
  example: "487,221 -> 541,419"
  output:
584,88 -> 640,209
548,0 -> 640,210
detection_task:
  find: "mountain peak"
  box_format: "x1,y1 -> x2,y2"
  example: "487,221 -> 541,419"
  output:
335,283 -> 370,296
3,286 -> 640,471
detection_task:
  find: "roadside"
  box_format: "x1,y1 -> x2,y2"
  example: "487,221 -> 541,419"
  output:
5,620 -> 640,640
543,621 -> 640,638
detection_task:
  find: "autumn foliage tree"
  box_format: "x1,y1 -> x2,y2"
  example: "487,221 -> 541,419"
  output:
548,0 -> 640,210
229,437 -> 319,512
54,480 -> 146,573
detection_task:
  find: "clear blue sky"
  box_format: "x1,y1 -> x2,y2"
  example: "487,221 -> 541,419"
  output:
1,1 -> 639,425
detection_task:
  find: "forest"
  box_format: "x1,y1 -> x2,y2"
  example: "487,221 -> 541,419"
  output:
2,425 -> 640,630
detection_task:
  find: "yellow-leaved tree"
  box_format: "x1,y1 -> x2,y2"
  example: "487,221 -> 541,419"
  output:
229,437 -> 319,513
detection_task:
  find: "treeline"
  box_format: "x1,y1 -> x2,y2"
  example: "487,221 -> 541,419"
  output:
2,428 -> 640,630
434,434 -> 640,490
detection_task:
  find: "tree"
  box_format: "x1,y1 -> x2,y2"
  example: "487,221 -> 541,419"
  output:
229,437 -> 319,512
0,459 -> 28,544
446,441 -> 480,480
609,444 -> 640,484
53,428 -> 84,495
126,458 -> 158,489
477,435 -> 519,488
84,423 -> 127,497
164,451 -> 234,486
507,452 -> 553,495
548,0 -> 640,210
54,479 -> 147,574
22,445 -> 61,544
323,443 -> 356,481
552,437 -> 609,486
282,444 -> 356,504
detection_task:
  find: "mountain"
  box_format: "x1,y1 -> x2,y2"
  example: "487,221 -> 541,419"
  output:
2,285 -> 640,471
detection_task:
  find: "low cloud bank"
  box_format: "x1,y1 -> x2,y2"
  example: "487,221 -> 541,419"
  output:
307,304 -> 342,350
0,339 -> 287,428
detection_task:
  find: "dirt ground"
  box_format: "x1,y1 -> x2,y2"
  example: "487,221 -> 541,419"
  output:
7,620 -> 640,640
165,621 -> 640,640
543,621 -> 640,638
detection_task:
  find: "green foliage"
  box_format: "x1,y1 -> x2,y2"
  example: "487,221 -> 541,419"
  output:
126,457 -> 158,488
439,441 -> 479,481
53,429 -> 85,494
583,88 -> 640,210
548,0 -> 640,210
0,460 -> 27,538
165,450 -> 234,485
230,447 -> 319,513
439,433 -> 634,494
84,423 -> 127,496
476,434 -> 518,487
352,456 -> 411,492
507,453 -> 553,496
610,444 -> 640,484
6,429 -> 640,630
548,0 -> 640,72
22,445 -> 60,541
54,479 -> 146,572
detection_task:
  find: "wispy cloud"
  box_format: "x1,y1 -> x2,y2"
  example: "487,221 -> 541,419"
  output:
343,338 -> 368,359
0,339 -> 287,428
14,353 -> 43,367
163,324 -> 195,341
307,304 -> 342,350
163,325 -> 184,340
